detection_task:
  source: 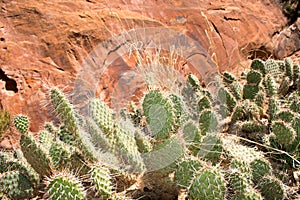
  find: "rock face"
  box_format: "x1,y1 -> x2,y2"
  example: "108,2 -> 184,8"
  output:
0,0 -> 296,143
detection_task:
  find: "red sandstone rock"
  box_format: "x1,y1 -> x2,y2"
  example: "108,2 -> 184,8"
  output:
0,0 -> 296,146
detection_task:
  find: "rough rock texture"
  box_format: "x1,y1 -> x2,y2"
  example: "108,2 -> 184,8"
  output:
0,0 -> 298,147
273,18 -> 300,59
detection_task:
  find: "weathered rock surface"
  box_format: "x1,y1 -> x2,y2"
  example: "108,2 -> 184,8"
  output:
0,0 -> 297,146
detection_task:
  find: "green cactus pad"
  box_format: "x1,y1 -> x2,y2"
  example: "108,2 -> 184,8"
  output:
231,104 -> 245,122
275,110 -> 296,122
20,133 -> 52,177
198,95 -> 212,113
271,120 -> 296,147
112,120 -> 146,172
230,159 -> 252,179
289,93 -> 300,113
234,187 -> 262,200
265,59 -> 280,76
13,114 -> 29,134
243,84 -> 261,100
197,134 -> 223,164
174,158 -> 202,188
134,129 -> 153,153
223,71 -> 237,85
180,121 -> 201,155
49,140 -> 73,171
250,159 -> 271,183
6,159 -> 40,187
50,88 -> 79,134
254,90 -> 265,107
278,77 -> 290,96
0,151 -> 11,173
142,90 -> 175,139
257,176 -> 285,200
45,171 -> 86,200
89,98 -> 115,134
218,87 -> 237,112
264,75 -> 277,96
187,74 -> 201,88
228,171 -> 251,196
250,59 -> 266,75
241,121 -> 264,133
292,63 -> 299,84
199,109 -> 219,135
284,58 -> 293,80
246,70 -> 262,85
189,167 -> 226,200
229,81 -> 243,100
169,93 -> 187,127
0,170 -> 34,199
90,165 -> 112,197
222,135 -> 263,163
39,130 -> 53,151
268,99 -> 279,121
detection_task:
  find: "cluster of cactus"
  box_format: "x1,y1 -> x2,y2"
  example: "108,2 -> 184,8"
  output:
223,58 -> 300,158
0,58 -> 299,199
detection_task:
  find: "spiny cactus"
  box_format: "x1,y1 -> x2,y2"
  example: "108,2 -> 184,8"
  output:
142,90 -> 175,139
199,109 -> 219,135
228,170 -> 252,197
284,58 -> 293,80
39,130 -> 53,151
246,70 -> 262,85
89,98 -> 115,134
229,81 -> 243,100
13,114 -> 29,134
197,134 -> 223,164
45,171 -> 86,200
254,90 -> 265,107
275,109 -> 296,122
89,165 -> 113,198
265,59 -> 281,76
271,120 -> 296,148
112,120 -> 145,172
187,73 -> 201,88
174,158 -> 202,188
264,74 -> 277,96
169,93 -> 186,127
222,71 -> 237,85
234,187 -> 262,200
257,176 -> 285,200
250,159 -> 271,183
268,98 -> 280,121
19,131 -> 52,177
240,121 -> 264,133
292,63 -> 299,85
243,84 -> 260,100
278,77 -> 291,96
250,59 -> 266,75
50,88 -> 95,162
0,170 -> 34,199
189,167 -> 227,200
198,95 -> 212,113
218,86 -> 237,113
6,57 -> 300,199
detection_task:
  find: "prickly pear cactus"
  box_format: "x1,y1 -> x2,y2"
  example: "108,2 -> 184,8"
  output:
5,57 -> 300,199
13,114 -> 29,134
0,170 -> 34,199
45,171 -> 86,200
142,90 -> 175,139
189,167 -> 226,200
